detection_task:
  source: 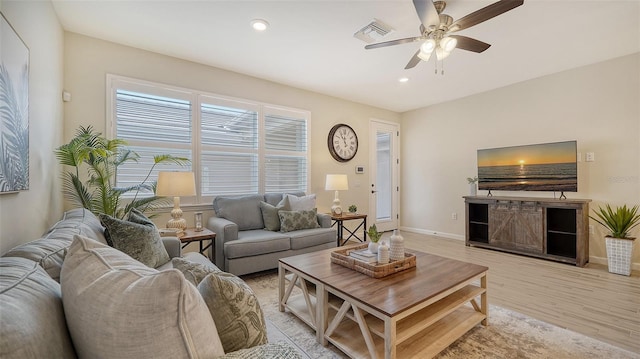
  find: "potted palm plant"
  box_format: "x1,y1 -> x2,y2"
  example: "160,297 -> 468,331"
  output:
590,204 -> 640,276
55,126 -> 190,219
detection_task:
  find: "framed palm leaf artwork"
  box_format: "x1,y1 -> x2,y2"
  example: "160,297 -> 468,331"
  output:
0,12 -> 29,193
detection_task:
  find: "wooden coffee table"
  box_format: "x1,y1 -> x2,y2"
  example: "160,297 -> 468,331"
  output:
278,246 -> 488,359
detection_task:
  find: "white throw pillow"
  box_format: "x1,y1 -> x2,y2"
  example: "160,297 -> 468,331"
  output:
285,194 -> 316,211
60,235 -> 225,358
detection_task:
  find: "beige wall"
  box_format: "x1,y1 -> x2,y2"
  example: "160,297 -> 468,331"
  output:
63,32 -> 400,229
0,1 -> 64,254
401,53 -> 640,266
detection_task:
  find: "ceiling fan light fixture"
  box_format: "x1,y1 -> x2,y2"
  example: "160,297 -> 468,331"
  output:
435,46 -> 452,61
440,37 -> 457,52
420,39 -> 436,53
251,19 -> 269,31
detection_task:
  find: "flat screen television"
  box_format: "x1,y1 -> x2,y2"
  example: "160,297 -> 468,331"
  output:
477,140 -> 577,192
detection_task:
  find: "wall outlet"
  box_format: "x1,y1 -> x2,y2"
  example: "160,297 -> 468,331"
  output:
451,212 -> 458,220
586,152 -> 595,162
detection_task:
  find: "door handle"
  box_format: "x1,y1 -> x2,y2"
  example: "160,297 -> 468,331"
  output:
371,190 -> 377,194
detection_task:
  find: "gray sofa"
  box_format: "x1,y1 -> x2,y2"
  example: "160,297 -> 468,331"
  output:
0,208 -> 300,358
209,193 -> 337,275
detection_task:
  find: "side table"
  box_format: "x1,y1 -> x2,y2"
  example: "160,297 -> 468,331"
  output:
180,228 -> 216,259
329,213 -> 367,246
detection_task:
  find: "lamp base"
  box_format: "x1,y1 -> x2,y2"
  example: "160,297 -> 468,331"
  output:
166,218 -> 187,230
331,191 -> 342,215
166,196 -> 187,230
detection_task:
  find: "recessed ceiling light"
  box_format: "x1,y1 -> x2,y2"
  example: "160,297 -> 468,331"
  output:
398,77 -> 409,83
251,19 -> 269,31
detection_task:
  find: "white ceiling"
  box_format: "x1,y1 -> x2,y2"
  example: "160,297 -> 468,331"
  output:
51,0 -> 640,113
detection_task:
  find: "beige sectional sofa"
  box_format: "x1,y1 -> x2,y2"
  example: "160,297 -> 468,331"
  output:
0,208 -> 301,358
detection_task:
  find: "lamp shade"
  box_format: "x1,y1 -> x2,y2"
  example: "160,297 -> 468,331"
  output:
156,171 -> 196,197
325,174 -> 349,191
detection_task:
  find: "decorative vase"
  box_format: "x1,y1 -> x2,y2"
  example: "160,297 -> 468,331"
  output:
368,241 -> 379,254
605,237 -> 634,276
470,183 -> 477,196
377,241 -> 389,264
389,230 -> 405,261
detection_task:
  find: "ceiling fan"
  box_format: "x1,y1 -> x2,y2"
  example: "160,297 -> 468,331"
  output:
365,0 -> 524,69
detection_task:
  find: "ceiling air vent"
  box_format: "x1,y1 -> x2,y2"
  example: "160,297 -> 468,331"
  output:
353,19 -> 394,44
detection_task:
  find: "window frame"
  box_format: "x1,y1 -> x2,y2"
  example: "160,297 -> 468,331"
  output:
106,74 -> 311,207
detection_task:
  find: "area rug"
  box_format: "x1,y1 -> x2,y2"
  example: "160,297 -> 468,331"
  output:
243,270 -> 639,359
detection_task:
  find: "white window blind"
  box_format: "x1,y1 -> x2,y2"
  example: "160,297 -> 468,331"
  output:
264,112 -> 308,193
200,98 -> 259,196
108,75 -> 310,202
115,89 -> 192,196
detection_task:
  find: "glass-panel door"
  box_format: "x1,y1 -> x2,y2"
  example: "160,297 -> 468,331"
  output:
369,120 -> 399,232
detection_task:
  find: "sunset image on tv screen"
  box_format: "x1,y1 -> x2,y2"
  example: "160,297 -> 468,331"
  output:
477,141 -> 577,192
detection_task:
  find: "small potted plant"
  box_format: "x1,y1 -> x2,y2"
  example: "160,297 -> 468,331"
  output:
348,204 -> 357,213
367,224 -> 382,253
467,176 -> 478,196
590,204 -> 640,276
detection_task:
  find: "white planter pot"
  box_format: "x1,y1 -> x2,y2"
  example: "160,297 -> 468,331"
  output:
605,237 -> 634,276
368,241 -> 379,254
469,183 -> 477,196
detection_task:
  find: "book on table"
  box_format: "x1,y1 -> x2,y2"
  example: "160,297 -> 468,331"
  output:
349,249 -> 377,263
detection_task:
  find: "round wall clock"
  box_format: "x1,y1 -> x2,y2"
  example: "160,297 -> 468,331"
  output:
328,124 -> 358,162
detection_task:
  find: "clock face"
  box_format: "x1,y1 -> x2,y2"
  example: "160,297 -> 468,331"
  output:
328,124 -> 358,162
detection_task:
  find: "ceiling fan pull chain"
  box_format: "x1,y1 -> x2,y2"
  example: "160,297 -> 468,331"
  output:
434,59 -> 438,75
441,60 -> 445,75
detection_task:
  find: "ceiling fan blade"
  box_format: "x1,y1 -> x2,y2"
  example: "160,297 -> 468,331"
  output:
405,50 -> 423,69
449,0 -> 524,33
413,0 -> 440,29
365,37 -> 421,50
449,35 -> 491,53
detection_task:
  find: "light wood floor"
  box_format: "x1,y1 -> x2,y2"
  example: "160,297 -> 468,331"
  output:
392,231 -> 640,354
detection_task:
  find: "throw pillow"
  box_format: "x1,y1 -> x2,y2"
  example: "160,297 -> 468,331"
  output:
285,194 -> 316,211
171,257 -> 221,286
99,213 -> 170,268
279,209 -> 321,233
259,197 -> 288,231
198,272 -> 268,353
60,235 -> 225,358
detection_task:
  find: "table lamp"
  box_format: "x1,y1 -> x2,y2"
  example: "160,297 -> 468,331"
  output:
156,171 -> 196,230
325,174 -> 349,215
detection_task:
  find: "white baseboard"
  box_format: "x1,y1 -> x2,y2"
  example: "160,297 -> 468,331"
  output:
589,255 -> 640,271
400,227 -> 640,270
399,226 -> 465,241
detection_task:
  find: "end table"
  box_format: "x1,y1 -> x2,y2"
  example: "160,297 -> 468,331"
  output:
180,228 -> 216,259
329,213 -> 367,246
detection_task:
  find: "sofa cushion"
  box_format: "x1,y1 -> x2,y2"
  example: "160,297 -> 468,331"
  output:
225,230 -> 290,259
279,209 -> 321,233
260,200 -> 286,231
213,194 -> 265,231
284,194 -> 316,211
264,192 -> 305,207
61,235 -> 225,358
99,213 -> 170,268
171,257 -> 222,286
0,257 -> 76,358
2,208 -> 106,281
198,272 -> 268,353
289,227 -> 337,250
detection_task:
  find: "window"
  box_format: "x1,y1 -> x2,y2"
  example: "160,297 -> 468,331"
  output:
108,75 -> 310,203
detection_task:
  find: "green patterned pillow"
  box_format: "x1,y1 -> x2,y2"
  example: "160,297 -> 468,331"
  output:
198,272 -> 268,353
99,213 -> 170,268
171,257 -> 221,286
278,209 -> 320,233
